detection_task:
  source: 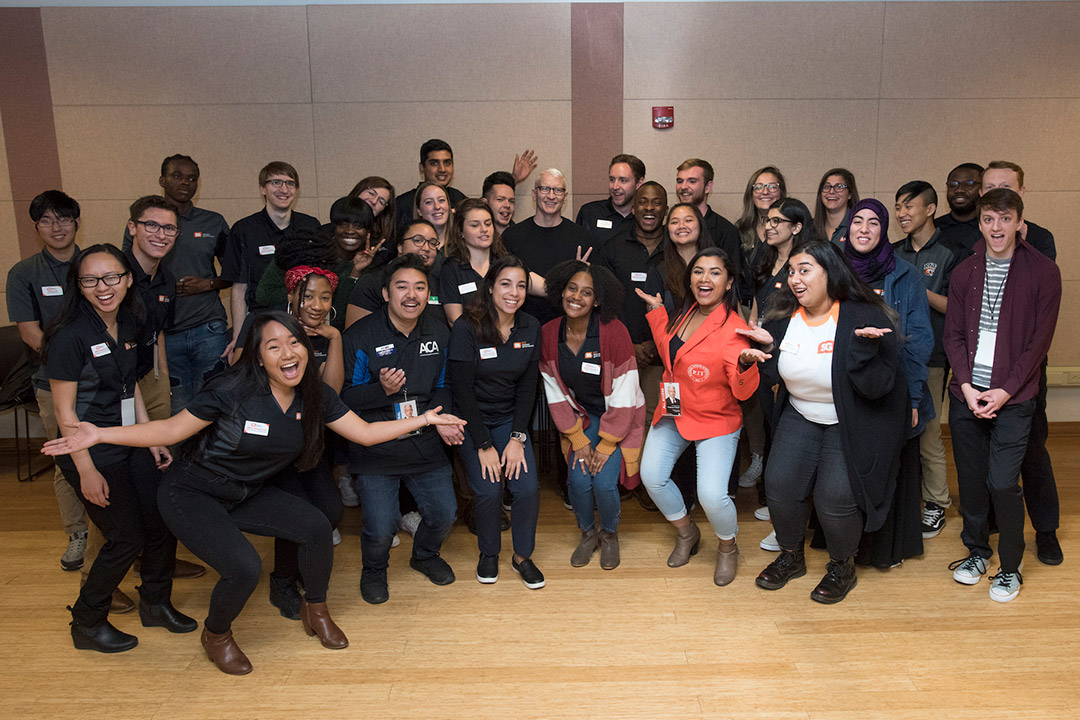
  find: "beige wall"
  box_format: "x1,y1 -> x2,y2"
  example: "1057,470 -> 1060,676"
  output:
0,107 -> 16,322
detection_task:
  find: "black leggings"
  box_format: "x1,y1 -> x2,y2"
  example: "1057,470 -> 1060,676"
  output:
157,462 -> 333,634
270,460 -> 342,581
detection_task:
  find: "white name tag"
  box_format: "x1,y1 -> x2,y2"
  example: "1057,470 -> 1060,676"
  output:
779,339 -> 800,355
597,219 -> 613,229
258,245 -> 276,256
458,282 -> 477,294
121,397 -> 136,427
975,329 -> 997,369
581,361 -> 601,375
90,342 -> 111,358
41,285 -> 63,297
244,420 -> 270,436
375,343 -> 395,357
479,347 -> 497,360
630,272 -> 647,283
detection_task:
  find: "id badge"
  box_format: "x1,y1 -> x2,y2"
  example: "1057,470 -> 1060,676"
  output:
974,329 -> 997,368
662,382 -> 682,417
121,397 -> 136,427
395,400 -> 422,438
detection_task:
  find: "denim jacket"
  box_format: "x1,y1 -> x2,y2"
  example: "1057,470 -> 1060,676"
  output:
883,257 -> 935,438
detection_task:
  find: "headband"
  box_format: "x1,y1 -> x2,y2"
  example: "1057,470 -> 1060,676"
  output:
285,265 -> 339,293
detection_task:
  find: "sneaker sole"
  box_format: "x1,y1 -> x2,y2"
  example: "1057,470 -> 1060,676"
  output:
952,571 -> 984,585
753,509 -> 770,521
738,477 -> 759,488
921,527 -> 943,539
989,587 -> 1020,603
760,542 -> 780,552
1037,551 -> 1064,566
512,566 -> 546,589
476,574 -> 498,584
61,558 -> 85,571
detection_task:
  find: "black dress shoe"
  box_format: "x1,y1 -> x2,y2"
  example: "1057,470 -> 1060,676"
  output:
410,555 -> 456,585
1036,531 -> 1064,566
70,617 -> 139,653
139,601 -> 198,633
360,568 -> 389,605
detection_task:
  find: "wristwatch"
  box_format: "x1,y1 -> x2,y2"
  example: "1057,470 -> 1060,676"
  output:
478,440 -> 494,451
509,431 -> 528,444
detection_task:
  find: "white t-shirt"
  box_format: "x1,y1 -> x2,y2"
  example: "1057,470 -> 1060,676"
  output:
778,304 -> 839,425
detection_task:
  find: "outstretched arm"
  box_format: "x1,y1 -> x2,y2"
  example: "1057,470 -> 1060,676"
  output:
326,406 -> 464,447
43,410 -> 213,457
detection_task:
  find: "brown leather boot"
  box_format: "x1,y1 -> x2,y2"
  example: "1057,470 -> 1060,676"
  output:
714,541 -> 739,586
599,530 -> 620,570
570,529 -> 599,567
300,601 -> 349,649
667,520 -> 701,568
110,588 -> 136,614
201,627 -> 253,675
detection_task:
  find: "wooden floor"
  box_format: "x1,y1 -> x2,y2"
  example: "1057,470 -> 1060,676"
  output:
2,434 -> 1078,720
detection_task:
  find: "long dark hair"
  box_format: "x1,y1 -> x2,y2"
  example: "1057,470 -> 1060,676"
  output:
666,248 -> 740,333
41,244 -> 145,363
812,168 -> 860,241
463,255 -> 530,346
761,240 -> 896,326
735,166 -> 787,256
445,198 -> 507,264
752,198 -> 816,294
182,311 -> 326,471
661,203 -> 711,308
350,176 -> 396,246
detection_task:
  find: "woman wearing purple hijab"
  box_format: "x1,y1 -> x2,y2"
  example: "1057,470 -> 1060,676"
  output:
843,198 -> 935,568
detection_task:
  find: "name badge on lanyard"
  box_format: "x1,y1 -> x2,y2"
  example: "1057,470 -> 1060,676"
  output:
662,382 -> 681,417
974,330 -> 997,368
121,397 -> 136,426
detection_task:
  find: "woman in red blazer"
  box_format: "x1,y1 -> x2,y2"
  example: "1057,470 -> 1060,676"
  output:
635,248 -> 760,586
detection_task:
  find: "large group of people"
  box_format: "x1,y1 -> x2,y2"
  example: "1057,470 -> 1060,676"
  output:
7,138 -> 1062,674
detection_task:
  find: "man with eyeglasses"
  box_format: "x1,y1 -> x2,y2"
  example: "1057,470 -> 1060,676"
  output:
576,154 -> 645,245
937,163 -> 983,257
502,168 -> 593,324
221,161 -> 320,348
674,159 -> 741,270
7,191 -> 91,575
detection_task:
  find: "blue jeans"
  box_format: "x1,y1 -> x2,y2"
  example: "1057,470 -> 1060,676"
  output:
460,421 -> 539,558
567,413 -> 622,533
356,464 -> 456,571
165,320 -> 229,413
640,417 -> 740,540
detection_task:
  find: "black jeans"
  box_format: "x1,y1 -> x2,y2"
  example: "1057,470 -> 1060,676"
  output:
765,405 -> 863,561
1020,359 -> 1059,532
270,459 -> 342,581
950,396 -> 1034,574
461,421 -> 539,558
59,449 -> 175,625
157,462 -> 334,634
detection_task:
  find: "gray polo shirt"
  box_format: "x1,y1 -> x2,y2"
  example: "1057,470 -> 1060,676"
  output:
6,246 -> 80,389
892,229 -> 958,367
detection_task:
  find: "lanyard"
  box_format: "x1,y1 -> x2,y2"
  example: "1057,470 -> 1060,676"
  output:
983,263 -> 1009,321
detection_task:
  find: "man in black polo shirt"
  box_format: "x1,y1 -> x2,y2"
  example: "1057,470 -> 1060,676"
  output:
394,139 -> 468,232
483,171 -> 517,237
221,161 -> 320,347
502,168 -> 593,325
7,191 -> 89,572
576,154 -> 645,245
979,160 -> 1062,565
341,255 -> 459,604
892,180 -> 959,540
936,162 -> 983,255
674,158 -> 741,266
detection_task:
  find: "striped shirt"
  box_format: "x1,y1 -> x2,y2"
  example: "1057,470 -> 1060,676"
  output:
972,256 -> 1011,388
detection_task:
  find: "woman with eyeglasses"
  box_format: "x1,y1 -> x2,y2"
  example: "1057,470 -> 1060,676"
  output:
350,176 -> 397,249
41,244 -> 194,654
735,167 -> 788,281
414,182 -> 452,249
812,168 -> 860,245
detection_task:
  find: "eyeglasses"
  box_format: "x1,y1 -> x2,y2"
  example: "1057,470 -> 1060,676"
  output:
947,180 -> 980,190
752,183 -> 780,193
361,192 -> 388,211
760,217 -> 795,228
36,216 -> 76,229
265,179 -> 298,190
536,186 -> 567,197
401,234 -> 440,249
78,272 -> 128,289
136,220 -> 180,238
821,183 -> 848,193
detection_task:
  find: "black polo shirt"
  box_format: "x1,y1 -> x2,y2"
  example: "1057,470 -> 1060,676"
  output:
341,307 -> 451,475
125,250 -> 176,379
557,313 -> 605,417
221,208 -> 321,310
348,254 -> 446,326
46,303 -> 139,467
893,229 -> 958,367
448,312 -> 541,443
754,266 -> 787,320
235,308 -> 331,371
502,216 -> 594,325
395,184 -> 468,233
186,377 -> 348,483
7,246 -> 81,390
595,227 -> 664,344
644,266 -> 681,316
440,259 -> 484,308
576,197 -> 633,246
703,207 -> 743,270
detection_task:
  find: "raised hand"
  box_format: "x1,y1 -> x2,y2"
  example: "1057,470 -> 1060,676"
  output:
853,326 -> 893,339
634,288 -> 664,312
512,149 -> 538,184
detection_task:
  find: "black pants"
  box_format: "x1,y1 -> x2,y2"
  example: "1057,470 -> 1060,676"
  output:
950,396 -> 1033,573
59,449 -> 175,625
270,460 -> 342,582
157,462 -> 333,634
1020,359 -> 1059,532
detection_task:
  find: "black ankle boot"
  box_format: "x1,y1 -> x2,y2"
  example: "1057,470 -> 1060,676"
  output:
269,574 -> 303,620
139,600 -> 198,633
810,557 -> 857,604
755,545 -> 807,590
69,607 -> 138,653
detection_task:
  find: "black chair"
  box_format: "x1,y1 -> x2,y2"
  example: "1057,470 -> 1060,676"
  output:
0,324 -> 53,482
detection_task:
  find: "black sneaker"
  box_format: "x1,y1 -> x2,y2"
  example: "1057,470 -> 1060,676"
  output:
410,555 -> 456,585
921,502 -> 947,539
360,568 -> 389,604
477,553 -> 499,584
561,486 -> 573,511
512,557 -> 546,589
1036,531 -> 1064,566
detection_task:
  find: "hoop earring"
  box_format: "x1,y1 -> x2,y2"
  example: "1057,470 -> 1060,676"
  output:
329,306 -> 338,322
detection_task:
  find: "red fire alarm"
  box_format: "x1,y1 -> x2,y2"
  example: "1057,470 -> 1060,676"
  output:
653,106 -> 674,129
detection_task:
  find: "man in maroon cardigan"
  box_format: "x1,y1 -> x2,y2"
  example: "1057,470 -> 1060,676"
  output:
943,189 -> 1061,603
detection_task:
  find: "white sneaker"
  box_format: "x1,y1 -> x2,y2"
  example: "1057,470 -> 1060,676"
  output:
391,533 -> 401,548
754,506 -> 770,522
398,511 -> 422,537
338,476 -> 360,507
950,554 -> 990,585
989,569 -> 1023,602
332,528 -> 342,546
759,530 -> 780,552
738,453 -> 763,487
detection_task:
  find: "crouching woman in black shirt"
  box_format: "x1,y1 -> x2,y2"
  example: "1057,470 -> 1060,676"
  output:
44,310 -> 464,675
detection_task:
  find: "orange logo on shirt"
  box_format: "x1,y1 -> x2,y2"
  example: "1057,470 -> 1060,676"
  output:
193,232 -> 202,238
818,341 -> 834,354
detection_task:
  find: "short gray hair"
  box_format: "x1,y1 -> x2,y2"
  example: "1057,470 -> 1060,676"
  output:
535,168 -> 566,188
